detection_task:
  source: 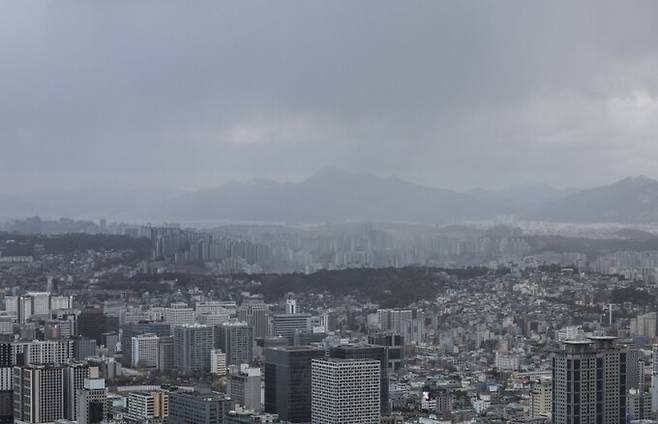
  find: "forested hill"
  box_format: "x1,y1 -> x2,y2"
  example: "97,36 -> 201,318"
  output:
245,267 -> 490,307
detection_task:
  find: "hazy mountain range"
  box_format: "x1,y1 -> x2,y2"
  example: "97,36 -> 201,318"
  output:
2,170 -> 658,224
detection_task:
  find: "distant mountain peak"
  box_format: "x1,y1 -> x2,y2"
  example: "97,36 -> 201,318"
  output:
533,175 -> 658,224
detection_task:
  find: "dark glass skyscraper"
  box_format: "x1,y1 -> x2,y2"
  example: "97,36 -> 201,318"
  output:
264,346 -> 325,423
552,337 -> 626,424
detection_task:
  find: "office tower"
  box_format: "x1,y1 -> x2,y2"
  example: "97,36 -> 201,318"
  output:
174,324 -> 214,373
121,321 -> 171,366
0,343 -> 12,424
227,364 -> 262,411
495,351 -> 521,371
311,358 -> 381,424
239,302 -> 270,338
74,336 -> 97,360
627,388 -> 652,421
29,292 -> 51,316
377,309 -> 412,332
158,336 -> 174,372
264,346 -> 325,423
271,314 -> 311,345
652,344 -> 658,412
3,296 -> 17,317
17,296 -> 33,324
77,378 -> 107,424
127,391 -> 169,422
164,303 -> 196,326
12,339 -> 75,365
50,296 -> 73,311
552,337 -> 626,424
0,317 -> 12,336
215,322 -> 254,366
630,312 -> 658,338
210,349 -> 227,376
52,309 -> 80,337
529,379 -> 552,418
78,307 -> 109,346
0,343 -> 11,368
368,333 -> 405,371
100,331 -> 119,353
10,292 -> 64,324
120,308 -> 149,325
627,348 -> 644,391
377,309 -> 424,345
168,390 -> 232,424
0,368 -> 10,393
330,344 -> 389,414
0,390 -> 11,424
132,333 -> 160,368
64,362 -> 93,421
45,319 -> 75,340
13,364 -> 65,424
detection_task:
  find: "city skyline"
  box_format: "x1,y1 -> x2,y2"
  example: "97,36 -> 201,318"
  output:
2,2 -> 658,423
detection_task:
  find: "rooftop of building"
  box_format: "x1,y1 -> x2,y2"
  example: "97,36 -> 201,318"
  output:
268,345 -> 323,352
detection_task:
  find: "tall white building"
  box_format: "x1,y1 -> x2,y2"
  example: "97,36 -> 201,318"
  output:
529,379 -> 552,418
28,292 -> 51,316
164,303 -> 195,326
132,334 -> 160,368
630,312 -> 657,338
12,339 -> 76,365
50,295 -> 73,311
311,358 -> 380,424
556,325 -> 584,342
495,351 -> 520,371
210,349 -> 227,376
5,293 -> 73,324
64,362 -> 94,421
651,344 -> 658,412
13,364 -> 65,424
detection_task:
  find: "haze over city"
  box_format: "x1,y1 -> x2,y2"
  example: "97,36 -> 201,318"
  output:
4,3 -> 658,424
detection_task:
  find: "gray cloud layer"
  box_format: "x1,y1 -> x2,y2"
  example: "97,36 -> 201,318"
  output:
1,1 -> 658,193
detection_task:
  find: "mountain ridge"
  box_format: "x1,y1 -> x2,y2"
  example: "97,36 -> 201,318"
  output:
2,171 -> 658,224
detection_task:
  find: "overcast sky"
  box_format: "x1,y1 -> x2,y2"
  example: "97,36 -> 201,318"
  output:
2,1 -> 658,193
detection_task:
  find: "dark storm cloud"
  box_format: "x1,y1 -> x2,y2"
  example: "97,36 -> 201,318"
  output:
1,0 -> 658,192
